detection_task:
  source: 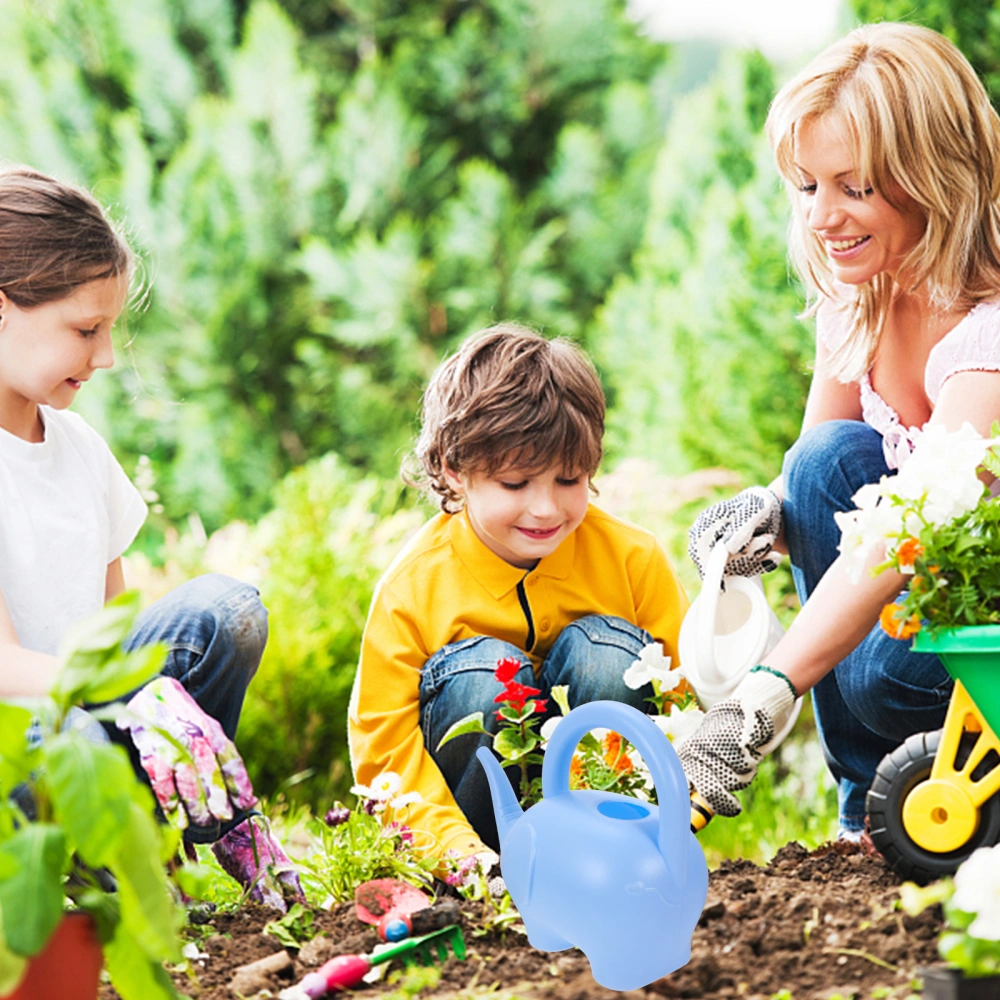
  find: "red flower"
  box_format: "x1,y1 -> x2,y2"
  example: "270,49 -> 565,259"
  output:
494,657 -> 522,684
495,680 -> 542,712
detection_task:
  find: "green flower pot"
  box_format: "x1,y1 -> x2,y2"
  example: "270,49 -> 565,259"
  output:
913,626 -> 1000,736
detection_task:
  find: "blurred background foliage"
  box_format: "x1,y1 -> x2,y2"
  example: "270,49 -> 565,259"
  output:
0,0 -> 973,847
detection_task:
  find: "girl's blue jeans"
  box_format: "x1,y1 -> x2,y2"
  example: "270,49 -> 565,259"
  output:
420,614 -> 654,852
783,420 -> 952,832
107,573 -> 268,844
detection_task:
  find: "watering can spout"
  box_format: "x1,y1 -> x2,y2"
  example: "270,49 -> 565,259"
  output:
476,746 -> 523,845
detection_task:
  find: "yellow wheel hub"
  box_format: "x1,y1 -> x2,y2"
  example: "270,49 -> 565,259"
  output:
902,779 -> 978,853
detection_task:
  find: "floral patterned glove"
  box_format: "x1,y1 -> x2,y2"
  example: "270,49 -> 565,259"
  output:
118,676 -> 257,831
688,486 -> 783,579
212,815 -> 304,912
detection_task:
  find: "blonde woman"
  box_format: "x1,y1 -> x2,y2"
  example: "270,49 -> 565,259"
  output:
681,23 -> 1000,843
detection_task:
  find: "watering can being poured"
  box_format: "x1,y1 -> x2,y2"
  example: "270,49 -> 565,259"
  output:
678,542 -> 802,744
477,700 -> 708,991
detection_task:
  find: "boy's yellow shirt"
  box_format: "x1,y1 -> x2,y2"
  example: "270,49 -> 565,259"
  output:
348,503 -> 689,859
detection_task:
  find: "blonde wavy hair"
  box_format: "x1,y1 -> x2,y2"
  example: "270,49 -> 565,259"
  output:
767,22 -> 1000,381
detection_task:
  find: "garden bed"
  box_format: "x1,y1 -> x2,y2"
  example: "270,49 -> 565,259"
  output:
101,842 -> 948,1000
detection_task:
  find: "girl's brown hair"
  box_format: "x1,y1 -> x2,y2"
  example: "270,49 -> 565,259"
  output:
767,22 -> 1000,381
0,165 -> 133,307
409,323 -> 606,512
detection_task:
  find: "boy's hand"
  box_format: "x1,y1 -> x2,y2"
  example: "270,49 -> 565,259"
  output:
688,486 -> 783,579
677,668 -> 796,816
118,675 -> 257,830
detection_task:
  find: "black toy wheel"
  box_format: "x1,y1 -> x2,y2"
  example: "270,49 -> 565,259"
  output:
866,729 -> 1000,884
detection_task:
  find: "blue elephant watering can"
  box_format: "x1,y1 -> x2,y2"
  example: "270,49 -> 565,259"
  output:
477,700 -> 708,991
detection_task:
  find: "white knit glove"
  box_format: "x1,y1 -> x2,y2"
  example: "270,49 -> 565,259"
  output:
678,667 -> 797,817
688,486 -> 783,579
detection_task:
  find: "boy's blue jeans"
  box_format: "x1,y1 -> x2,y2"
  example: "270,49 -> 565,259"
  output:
782,420 -> 952,832
109,573 -> 268,844
420,614 -> 654,852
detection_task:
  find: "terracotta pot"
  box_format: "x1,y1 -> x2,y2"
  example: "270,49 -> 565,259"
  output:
922,966 -> 1000,1000
4,913 -> 102,1000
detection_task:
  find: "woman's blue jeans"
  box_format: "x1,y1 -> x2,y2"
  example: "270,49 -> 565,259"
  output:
783,420 -> 952,832
108,573 -> 268,843
420,614 -> 654,852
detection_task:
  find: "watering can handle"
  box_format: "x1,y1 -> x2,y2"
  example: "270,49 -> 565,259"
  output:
542,700 -> 690,894
696,542 -> 730,687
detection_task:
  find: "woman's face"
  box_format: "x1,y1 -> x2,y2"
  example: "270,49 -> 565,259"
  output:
793,114 -> 926,285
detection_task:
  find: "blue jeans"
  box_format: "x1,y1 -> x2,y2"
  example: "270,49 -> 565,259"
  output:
420,614 -> 654,851
783,420 -> 952,831
106,573 -> 268,843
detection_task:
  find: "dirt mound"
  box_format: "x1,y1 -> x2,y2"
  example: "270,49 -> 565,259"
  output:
102,842 -> 946,1000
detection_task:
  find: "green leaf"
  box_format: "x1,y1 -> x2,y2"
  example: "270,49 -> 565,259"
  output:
73,887 -> 121,945
264,903 -> 314,949
103,921 -> 183,1000
45,734 -> 133,867
0,825 -> 66,956
493,729 -> 538,760
0,934 -> 26,997
74,643 -> 169,706
171,863 -> 215,902
0,703 -> 36,793
550,685 -> 571,716
435,712 -> 487,751
108,801 -> 180,964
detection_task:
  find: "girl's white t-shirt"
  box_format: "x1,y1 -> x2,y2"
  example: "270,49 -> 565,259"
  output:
0,406 -> 148,655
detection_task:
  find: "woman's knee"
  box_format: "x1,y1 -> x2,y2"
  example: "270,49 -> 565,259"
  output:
783,420 -> 886,508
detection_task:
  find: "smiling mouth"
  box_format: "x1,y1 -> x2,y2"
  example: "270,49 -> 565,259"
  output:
516,526 -> 561,540
827,235 -> 871,252
65,378 -> 82,388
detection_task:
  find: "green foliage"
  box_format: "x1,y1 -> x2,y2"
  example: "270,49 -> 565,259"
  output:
263,902 -> 316,949
595,51 -> 812,484
0,0 -> 672,533
299,800 -> 438,905
0,595 -> 184,999
236,452 -> 425,806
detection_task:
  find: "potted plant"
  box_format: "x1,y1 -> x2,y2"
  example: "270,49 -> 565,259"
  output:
0,592 -> 186,1000
899,843 -> 1000,999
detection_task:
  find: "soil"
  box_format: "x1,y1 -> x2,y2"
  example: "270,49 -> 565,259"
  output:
99,842 -> 950,1000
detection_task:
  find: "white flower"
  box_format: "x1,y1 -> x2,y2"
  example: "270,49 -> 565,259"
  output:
540,716 -> 561,743
390,791 -> 422,809
652,707 -> 706,749
892,423 -> 992,527
350,783 -> 373,798
834,480 -> 903,583
369,771 -> 402,801
623,642 -> 679,691
951,844 -> 1000,940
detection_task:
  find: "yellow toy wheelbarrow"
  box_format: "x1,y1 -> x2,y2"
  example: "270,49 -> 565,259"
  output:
867,626 -> 1000,883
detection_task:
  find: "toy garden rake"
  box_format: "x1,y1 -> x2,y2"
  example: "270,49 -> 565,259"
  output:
278,925 -> 467,998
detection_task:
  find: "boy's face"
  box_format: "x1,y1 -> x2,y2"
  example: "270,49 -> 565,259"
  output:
445,463 -> 590,569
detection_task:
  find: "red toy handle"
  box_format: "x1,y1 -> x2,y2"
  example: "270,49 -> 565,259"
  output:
317,954 -> 372,990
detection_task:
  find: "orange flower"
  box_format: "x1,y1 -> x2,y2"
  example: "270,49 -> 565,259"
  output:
602,731 -> 623,756
570,756 -> 584,779
896,537 -> 924,568
880,602 -> 921,639
613,754 -> 633,774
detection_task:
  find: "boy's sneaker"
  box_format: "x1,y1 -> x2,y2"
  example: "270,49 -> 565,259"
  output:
211,815 -> 305,912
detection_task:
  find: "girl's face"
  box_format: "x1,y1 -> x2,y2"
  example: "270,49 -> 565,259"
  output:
793,114 -> 926,285
0,276 -> 125,435
444,462 -> 591,569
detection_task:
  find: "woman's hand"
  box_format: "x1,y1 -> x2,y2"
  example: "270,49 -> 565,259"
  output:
118,675 -> 258,831
678,668 -> 797,816
688,486 -> 783,579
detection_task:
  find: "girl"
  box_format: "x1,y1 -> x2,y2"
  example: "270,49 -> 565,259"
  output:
682,24 -> 1000,841
0,165 -> 300,909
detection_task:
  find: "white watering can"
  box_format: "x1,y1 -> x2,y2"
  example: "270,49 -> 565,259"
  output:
678,542 -> 802,744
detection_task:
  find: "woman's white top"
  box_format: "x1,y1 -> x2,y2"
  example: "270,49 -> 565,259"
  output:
0,407 -> 147,654
817,299 -> 1000,469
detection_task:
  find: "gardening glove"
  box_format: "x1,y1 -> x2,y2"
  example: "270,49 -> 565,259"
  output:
677,667 -> 797,817
688,486 -> 783,580
212,815 -> 305,913
117,675 -> 257,831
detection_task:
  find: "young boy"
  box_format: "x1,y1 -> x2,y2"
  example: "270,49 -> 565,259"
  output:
348,324 -> 688,861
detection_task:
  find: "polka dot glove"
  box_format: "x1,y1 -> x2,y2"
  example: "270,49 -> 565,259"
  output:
118,675 -> 258,831
688,486 -> 783,580
677,668 -> 797,817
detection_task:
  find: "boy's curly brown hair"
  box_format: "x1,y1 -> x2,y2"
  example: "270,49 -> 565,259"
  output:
407,323 -> 605,512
